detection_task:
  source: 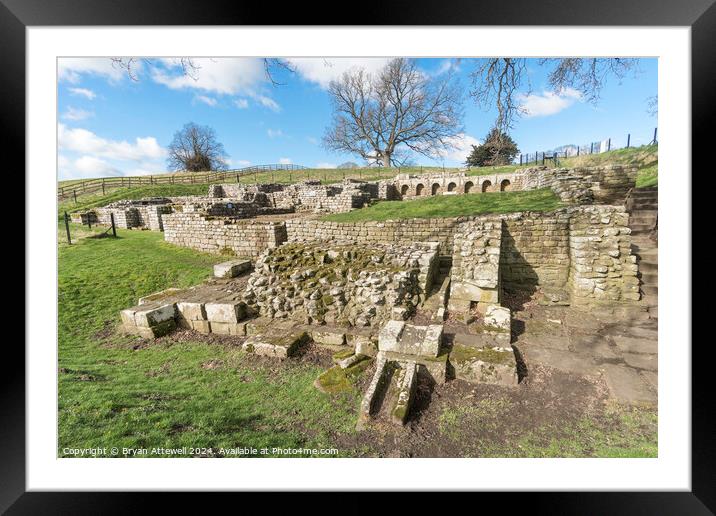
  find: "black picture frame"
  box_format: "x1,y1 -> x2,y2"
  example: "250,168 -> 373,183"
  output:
6,0 -> 706,511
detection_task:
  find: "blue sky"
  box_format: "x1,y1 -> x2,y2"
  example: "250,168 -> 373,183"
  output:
57,57 -> 657,179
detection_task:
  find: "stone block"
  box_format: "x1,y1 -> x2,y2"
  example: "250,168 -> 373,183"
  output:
122,319 -> 176,339
311,328 -> 346,347
205,301 -> 247,323
213,259 -> 253,278
484,305 -> 511,333
190,320 -> 212,334
210,321 -> 247,336
242,330 -> 309,358
449,344 -> 518,386
378,320 -> 405,350
134,304 -> 177,328
177,301 -> 206,321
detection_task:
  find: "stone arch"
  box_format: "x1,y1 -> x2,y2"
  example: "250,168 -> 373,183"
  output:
464,181 -> 474,193
400,184 -> 409,196
415,183 -> 425,196
447,182 -> 457,192
481,180 -> 492,193
500,179 -> 511,191
431,183 -> 441,195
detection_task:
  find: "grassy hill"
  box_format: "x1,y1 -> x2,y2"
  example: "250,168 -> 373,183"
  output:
59,144 -> 657,212
323,188 -> 562,222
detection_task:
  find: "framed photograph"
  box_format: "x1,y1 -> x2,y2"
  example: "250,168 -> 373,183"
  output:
9,0 -> 706,509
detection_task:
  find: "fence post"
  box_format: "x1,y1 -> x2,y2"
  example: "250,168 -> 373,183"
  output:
607,138 -> 611,151
590,142 -> 594,154
128,177 -> 131,188
520,154 -> 523,165
73,189 -> 77,204
110,213 -> 117,237
626,134 -> 631,148
653,127 -> 658,144
64,211 -> 71,245
102,178 -> 105,196
577,147 -> 580,157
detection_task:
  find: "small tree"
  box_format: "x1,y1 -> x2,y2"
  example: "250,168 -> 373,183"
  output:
167,122 -> 228,172
465,128 -> 519,167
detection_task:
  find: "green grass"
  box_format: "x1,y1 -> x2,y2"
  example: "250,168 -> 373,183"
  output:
437,400 -> 657,458
322,188 -> 562,222
58,227 -> 359,457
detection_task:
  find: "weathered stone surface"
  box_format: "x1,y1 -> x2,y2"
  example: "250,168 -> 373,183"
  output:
210,321 -> 247,336
380,350 -> 449,384
622,352 -> 657,371
122,319 -> 176,338
138,288 -> 184,306
453,332 -> 509,349
311,328 -> 346,347
391,362 -> 418,425
449,344 -> 518,386
213,259 -> 252,278
242,330 -> 308,358
378,321 -> 442,358
176,301 -> 206,321
190,320 -> 211,334
600,363 -> 656,404
378,321 -> 405,350
205,301 -> 247,323
133,304 -> 177,328
484,305 -> 511,332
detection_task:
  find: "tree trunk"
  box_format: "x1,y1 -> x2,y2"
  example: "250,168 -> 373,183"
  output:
380,151 -> 391,167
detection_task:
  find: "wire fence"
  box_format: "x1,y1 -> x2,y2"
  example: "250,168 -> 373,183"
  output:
518,128 -> 658,167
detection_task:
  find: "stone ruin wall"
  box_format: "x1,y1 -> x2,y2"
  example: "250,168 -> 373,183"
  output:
500,212 -> 572,290
162,212 -> 286,258
209,180 -> 379,214
285,218 -> 461,257
388,165 -> 636,205
242,242 -> 440,327
567,205 -> 640,303
448,218 -> 503,312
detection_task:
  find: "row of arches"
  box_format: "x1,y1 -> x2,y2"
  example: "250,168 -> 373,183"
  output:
400,179 -> 511,197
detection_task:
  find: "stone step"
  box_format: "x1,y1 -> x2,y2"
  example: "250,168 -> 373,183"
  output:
641,285 -> 658,296
640,272 -> 658,286
630,223 -> 655,233
632,202 -> 658,210
631,191 -> 658,199
630,208 -> 658,216
639,261 -> 658,273
629,215 -> 657,225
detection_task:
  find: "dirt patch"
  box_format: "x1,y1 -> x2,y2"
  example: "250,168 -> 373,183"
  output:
330,363 -> 610,457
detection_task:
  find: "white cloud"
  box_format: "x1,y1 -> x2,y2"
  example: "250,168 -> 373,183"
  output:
73,156 -> 121,177
235,159 -> 252,167
316,162 -> 336,169
519,87 -> 582,118
58,124 -> 166,161
61,106 -> 94,121
288,58 -> 393,89
432,133 -> 482,163
150,58 -> 281,111
68,87 -> 97,100
267,129 -> 283,139
194,95 -> 218,107
151,57 -> 263,95
279,157 -> 292,165
58,58 -> 128,83
433,58 -> 461,76
256,95 -> 280,112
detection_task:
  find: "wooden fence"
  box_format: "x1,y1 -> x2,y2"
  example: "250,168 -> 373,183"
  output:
57,164 -> 308,201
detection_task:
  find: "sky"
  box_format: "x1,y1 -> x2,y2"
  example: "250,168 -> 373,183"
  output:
56,57 -> 657,180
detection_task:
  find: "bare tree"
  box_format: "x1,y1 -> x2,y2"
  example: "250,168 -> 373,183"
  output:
471,58 -> 640,134
111,57 -> 293,85
167,123 -> 228,172
323,58 -> 464,167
